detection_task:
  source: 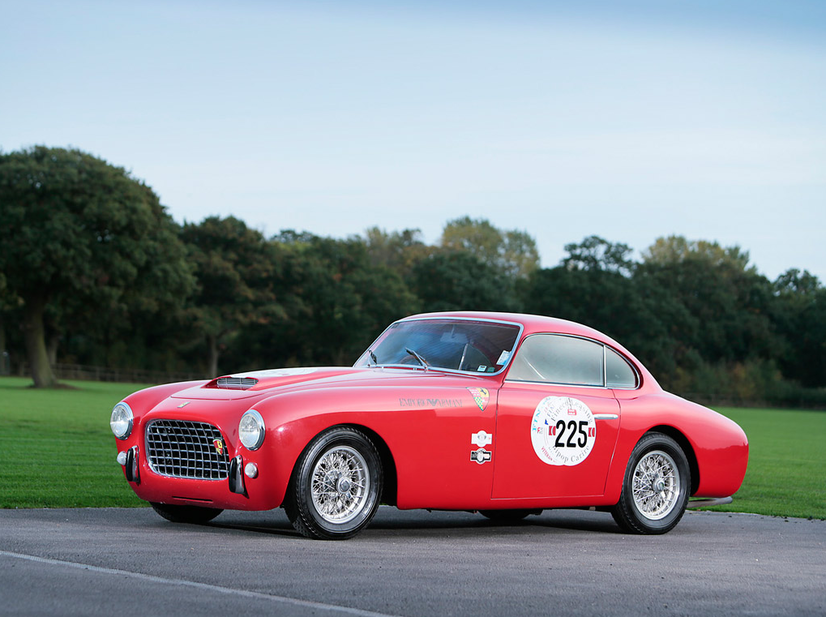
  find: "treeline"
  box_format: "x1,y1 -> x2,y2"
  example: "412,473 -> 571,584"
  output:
1,147 -> 824,406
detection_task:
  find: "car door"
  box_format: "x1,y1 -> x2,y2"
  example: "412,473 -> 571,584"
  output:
491,334 -> 621,500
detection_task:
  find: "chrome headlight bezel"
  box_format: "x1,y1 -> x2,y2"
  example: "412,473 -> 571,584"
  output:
238,410 -> 265,450
110,402 -> 134,440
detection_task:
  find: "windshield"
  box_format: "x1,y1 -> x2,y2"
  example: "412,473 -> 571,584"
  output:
354,318 -> 521,374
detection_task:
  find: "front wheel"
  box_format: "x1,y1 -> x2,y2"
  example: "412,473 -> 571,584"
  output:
150,502 -> 223,524
285,427 -> 383,540
611,432 -> 690,534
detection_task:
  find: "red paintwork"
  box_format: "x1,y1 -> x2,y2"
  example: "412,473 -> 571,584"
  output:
114,311 -> 749,513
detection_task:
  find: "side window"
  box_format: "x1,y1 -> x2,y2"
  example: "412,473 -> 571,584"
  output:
507,335 -> 604,386
606,348 -> 639,389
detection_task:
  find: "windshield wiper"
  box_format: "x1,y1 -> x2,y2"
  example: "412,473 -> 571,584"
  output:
404,347 -> 429,371
367,349 -> 378,366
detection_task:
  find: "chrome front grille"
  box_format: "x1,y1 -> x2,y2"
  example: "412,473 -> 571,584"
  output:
145,420 -> 229,480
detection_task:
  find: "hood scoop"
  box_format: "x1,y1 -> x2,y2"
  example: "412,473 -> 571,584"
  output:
207,376 -> 259,390
171,367 -> 369,401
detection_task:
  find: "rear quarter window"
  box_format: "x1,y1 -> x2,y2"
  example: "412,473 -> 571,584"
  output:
606,348 -> 639,389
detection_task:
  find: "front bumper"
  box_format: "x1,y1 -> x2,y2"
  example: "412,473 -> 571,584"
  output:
114,413 -> 285,511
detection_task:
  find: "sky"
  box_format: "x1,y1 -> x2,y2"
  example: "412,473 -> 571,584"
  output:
2,0 -> 825,281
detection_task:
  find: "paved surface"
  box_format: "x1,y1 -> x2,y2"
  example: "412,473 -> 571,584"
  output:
0,507 -> 824,616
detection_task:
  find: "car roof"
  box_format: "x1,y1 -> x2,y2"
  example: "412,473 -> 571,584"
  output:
401,311 -> 607,341
395,311 -> 662,392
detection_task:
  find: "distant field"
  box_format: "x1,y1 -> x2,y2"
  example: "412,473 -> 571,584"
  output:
0,377 -> 823,519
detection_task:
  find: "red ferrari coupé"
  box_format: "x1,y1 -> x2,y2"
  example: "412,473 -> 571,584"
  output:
111,312 -> 748,539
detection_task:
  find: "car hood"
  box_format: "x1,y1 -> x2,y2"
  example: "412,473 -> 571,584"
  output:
168,366 -> 486,401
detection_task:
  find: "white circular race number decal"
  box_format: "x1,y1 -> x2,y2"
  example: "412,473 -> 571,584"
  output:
530,397 -> 597,466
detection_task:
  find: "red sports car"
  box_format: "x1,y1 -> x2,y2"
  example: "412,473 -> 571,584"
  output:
110,311 -> 748,539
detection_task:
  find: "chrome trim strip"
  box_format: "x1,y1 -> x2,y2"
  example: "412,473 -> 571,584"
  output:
503,379 -> 614,390
593,413 -> 619,420
602,344 -> 607,388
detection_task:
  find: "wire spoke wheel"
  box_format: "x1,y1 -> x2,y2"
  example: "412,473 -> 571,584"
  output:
631,450 -> 680,521
311,446 -> 370,524
611,432 -> 690,534
286,427 -> 383,540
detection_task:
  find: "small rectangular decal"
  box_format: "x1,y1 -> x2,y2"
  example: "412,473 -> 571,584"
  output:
471,448 -> 492,464
471,430 -> 493,447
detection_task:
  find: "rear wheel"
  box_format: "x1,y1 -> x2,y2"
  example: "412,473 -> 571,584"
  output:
611,432 -> 690,534
150,502 -> 223,524
285,427 -> 382,540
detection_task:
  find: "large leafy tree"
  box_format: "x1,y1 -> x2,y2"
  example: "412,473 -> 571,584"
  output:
0,146 -> 194,387
180,216 -> 284,377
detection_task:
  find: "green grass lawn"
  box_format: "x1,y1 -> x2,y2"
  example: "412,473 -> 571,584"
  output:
1,377 -> 824,518
0,377 -> 147,508
707,407 -> 825,520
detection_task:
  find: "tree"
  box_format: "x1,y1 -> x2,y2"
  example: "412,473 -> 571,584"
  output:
636,235 -> 775,367
248,232 -> 419,366
0,146 -> 194,387
441,216 -> 539,279
774,268 -> 821,297
361,226 -> 429,277
771,269 -> 826,387
642,235 -> 752,271
411,250 -> 521,313
522,259 -> 680,380
562,235 -> 635,276
181,216 -> 284,377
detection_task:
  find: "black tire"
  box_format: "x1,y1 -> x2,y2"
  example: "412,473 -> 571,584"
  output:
611,432 -> 690,534
285,427 -> 383,540
479,509 -> 541,523
150,502 -> 223,524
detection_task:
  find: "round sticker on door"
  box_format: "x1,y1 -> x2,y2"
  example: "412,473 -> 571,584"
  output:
530,396 -> 597,466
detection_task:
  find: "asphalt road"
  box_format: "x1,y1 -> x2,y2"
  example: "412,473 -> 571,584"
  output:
1,507 -> 823,617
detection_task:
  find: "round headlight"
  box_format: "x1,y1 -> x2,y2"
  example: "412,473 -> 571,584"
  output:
110,402 -> 133,440
239,410 -> 265,450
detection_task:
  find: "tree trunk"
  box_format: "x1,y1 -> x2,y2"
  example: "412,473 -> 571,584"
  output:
207,334 -> 219,378
22,295 -> 59,388
0,313 -> 8,375
47,332 -> 60,367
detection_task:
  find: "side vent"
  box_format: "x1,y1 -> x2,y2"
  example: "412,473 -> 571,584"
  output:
206,376 -> 259,390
